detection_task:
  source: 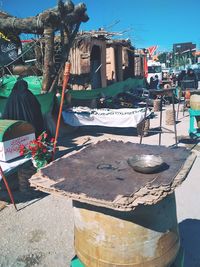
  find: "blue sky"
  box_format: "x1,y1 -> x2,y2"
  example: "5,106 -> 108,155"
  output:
1,0 -> 200,52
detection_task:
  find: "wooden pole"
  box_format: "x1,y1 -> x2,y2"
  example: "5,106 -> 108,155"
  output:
52,62 -> 71,161
0,165 -> 17,210
42,28 -> 55,92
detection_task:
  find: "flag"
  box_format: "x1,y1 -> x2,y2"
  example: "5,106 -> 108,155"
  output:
147,46 -> 158,56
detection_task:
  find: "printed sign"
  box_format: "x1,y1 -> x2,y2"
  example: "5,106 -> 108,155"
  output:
0,133 -> 35,162
0,31 -> 19,67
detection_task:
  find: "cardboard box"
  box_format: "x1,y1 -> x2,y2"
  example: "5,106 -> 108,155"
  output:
0,120 -> 35,162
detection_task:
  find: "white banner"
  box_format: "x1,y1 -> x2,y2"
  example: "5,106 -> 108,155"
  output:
62,107 -> 151,128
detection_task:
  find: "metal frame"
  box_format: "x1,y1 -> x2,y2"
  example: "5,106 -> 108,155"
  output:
140,88 -> 178,146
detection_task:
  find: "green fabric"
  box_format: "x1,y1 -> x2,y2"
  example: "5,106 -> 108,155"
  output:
0,92 -> 55,117
0,75 -> 55,116
68,78 -> 145,100
0,119 -> 23,141
0,75 -> 43,97
0,76 -> 145,116
0,97 -> 7,117
35,92 -> 55,114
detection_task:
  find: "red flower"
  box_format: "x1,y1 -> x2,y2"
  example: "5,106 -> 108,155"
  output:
18,131 -> 56,170
19,150 -> 24,156
50,138 -> 55,143
37,135 -> 42,141
43,132 -> 48,139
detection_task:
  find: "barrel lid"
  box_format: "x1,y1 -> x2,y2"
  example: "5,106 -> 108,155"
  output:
0,119 -> 35,141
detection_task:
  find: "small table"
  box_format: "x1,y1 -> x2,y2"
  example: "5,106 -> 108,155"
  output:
0,157 -> 31,210
140,88 -> 178,146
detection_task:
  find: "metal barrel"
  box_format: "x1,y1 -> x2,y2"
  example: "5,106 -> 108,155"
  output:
73,193 -> 179,267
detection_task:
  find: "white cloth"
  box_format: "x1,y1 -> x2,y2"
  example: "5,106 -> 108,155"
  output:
62,107 -> 151,128
0,157 -> 30,181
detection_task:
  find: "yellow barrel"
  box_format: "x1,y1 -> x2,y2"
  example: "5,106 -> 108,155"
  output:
73,193 -> 180,267
190,94 -> 200,110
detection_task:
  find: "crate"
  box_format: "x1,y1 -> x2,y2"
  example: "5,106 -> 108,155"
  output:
0,120 -> 35,161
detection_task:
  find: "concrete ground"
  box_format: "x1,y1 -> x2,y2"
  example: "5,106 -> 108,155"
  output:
0,103 -> 200,267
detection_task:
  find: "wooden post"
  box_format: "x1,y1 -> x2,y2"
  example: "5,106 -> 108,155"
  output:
52,62 -> 71,161
42,28 -> 55,92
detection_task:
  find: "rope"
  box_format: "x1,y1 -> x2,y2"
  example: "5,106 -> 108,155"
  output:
36,14 -> 42,29
11,17 -> 16,29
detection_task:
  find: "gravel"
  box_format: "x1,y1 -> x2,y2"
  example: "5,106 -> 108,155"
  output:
0,195 -> 74,267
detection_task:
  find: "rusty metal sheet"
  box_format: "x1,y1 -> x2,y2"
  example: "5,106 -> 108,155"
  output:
30,141 -> 195,210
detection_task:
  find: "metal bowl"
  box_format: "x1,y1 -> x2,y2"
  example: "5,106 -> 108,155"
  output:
127,154 -> 164,174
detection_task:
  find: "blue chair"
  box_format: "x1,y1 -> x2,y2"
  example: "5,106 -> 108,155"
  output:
189,109 -> 200,138
71,256 -> 84,267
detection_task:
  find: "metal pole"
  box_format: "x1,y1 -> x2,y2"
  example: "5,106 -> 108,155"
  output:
0,165 -> 17,210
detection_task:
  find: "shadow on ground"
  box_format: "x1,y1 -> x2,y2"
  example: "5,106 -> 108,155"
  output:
178,135 -> 200,151
0,166 -> 48,206
179,219 -> 200,267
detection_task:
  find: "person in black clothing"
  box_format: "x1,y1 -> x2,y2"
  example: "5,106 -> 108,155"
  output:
177,70 -> 186,87
182,69 -> 198,89
149,75 -> 160,89
2,79 -> 44,137
149,76 -> 154,89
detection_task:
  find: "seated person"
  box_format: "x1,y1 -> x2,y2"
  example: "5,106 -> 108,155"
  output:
2,78 -> 44,137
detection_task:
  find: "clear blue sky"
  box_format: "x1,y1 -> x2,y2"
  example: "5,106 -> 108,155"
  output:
1,0 -> 200,52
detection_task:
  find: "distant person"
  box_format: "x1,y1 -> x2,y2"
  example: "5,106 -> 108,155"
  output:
171,73 -> 177,86
2,79 -> 44,137
182,69 -> 198,89
149,76 -> 154,89
154,75 -> 160,89
177,70 -> 186,87
149,75 -> 160,89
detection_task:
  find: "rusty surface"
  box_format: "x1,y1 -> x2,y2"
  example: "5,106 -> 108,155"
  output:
30,140 -> 195,210
73,194 -> 180,267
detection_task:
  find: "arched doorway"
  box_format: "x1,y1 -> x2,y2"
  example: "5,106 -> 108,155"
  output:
90,45 -> 102,89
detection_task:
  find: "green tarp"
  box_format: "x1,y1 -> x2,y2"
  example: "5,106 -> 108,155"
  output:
0,75 -> 43,97
0,75 -> 54,117
68,78 -> 146,100
0,75 -> 146,117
